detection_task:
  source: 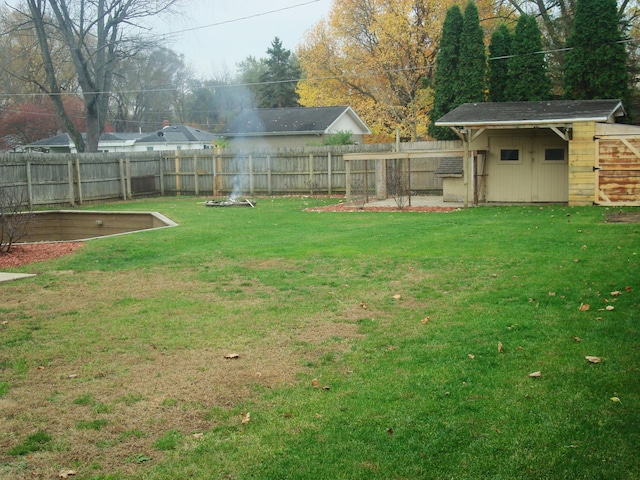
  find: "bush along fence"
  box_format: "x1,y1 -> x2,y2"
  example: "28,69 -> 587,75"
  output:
0,141 -> 462,208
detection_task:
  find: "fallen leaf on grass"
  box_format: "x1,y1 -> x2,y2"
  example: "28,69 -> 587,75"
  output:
573,337 -> 582,342
610,397 -> 621,403
192,433 -> 204,439
498,341 -> 504,353
59,471 -> 77,479
548,291 -> 556,297
224,353 -> 240,359
611,291 -> 621,297
528,371 -> 542,378
311,378 -> 320,388
1,320 -> 8,325
468,354 -> 475,359
421,317 -> 430,324
581,245 -> 587,250
585,356 -> 602,363
392,294 -> 401,300
240,412 -> 251,424
387,428 -> 394,435
359,301 -> 368,309
625,286 -> 632,292
579,303 -> 590,311
605,305 -> 615,311
36,365 -> 45,370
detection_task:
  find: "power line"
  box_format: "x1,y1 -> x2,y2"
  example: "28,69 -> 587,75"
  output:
161,0 -> 322,37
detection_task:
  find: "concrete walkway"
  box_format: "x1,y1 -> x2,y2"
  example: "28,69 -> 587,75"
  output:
0,272 -> 36,282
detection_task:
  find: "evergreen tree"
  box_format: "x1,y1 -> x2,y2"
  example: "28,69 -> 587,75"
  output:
504,14 -> 552,101
258,37 -> 302,108
456,1 -> 486,104
488,24 -> 512,102
428,4 -> 463,140
563,0 -> 629,103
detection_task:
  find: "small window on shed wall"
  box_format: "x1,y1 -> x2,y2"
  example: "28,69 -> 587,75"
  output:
500,149 -> 519,161
146,146 -> 154,152
545,148 -> 565,161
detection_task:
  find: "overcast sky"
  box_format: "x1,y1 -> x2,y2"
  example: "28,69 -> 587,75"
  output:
158,0 -> 332,78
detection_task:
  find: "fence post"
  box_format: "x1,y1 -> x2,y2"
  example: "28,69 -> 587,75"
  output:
267,155 -> 272,196
75,157 -> 83,205
158,153 -> 165,197
25,161 -> 33,209
67,160 -> 75,206
212,151 -> 217,197
194,154 -> 199,196
309,154 -> 314,195
345,159 -> 351,203
249,154 -> 254,196
327,152 -> 332,195
119,158 -> 126,200
125,157 -> 132,199
175,151 -> 181,195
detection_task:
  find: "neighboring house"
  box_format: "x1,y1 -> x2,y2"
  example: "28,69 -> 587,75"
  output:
25,125 -> 218,153
435,99 -> 640,206
219,106 -> 372,148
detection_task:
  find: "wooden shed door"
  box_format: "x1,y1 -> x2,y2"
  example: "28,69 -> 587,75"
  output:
596,137 -> 640,205
487,136 -> 568,202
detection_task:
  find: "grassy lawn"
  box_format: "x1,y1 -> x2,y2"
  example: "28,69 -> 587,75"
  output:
1,196 -> 638,479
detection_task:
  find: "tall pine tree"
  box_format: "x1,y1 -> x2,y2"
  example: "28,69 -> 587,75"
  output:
428,4 -> 463,140
258,37 -> 302,108
563,0 -> 629,103
456,1 -> 486,104
504,14 -> 551,101
488,24 -> 512,102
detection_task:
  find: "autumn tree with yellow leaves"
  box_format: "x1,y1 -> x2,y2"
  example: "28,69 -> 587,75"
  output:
297,0 -> 458,141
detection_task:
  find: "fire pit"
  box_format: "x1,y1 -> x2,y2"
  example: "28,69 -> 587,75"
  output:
204,198 -> 256,208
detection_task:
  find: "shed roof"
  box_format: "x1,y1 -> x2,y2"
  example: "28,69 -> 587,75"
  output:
221,106 -> 371,137
435,99 -> 625,127
434,157 -> 463,177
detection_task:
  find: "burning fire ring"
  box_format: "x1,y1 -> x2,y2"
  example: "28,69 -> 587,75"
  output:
204,198 -> 256,208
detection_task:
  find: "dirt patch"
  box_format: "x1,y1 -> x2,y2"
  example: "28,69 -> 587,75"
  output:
0,242 -> 84,268
605,211 -> 640,223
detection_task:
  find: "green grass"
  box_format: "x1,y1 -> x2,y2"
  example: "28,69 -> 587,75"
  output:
0,197 -> 638,479
6,430 -> 52,456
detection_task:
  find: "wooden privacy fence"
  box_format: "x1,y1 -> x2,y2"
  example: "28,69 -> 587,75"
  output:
0,141 -> 462,208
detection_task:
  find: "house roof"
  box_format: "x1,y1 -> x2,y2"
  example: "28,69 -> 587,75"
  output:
25,125 -> 217,149
220,106 -> 371,137
137,124 -> 217,143
435,99 -> 626,127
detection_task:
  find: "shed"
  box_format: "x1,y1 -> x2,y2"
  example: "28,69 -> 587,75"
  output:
435,99 -> 639,206
220,106 -> 371,148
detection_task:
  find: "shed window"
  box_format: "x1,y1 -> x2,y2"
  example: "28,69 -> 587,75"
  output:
545,148 -> 565,161
500,149 -> 519,161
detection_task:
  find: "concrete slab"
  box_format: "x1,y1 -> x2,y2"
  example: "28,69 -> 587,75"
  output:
0,272 -> 36,282
363,195 -> 464,208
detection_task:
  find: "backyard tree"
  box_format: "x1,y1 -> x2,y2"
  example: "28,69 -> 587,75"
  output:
428,4 -> 463,140
563,0 -> 629,103
258,37 -> 301,108
18,0 -> 178,152
504,14 -> 552,101
456,2 -> 486,104
488,24 -> 512,102
297,0 -> 448,141
109,48 -> 192,132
